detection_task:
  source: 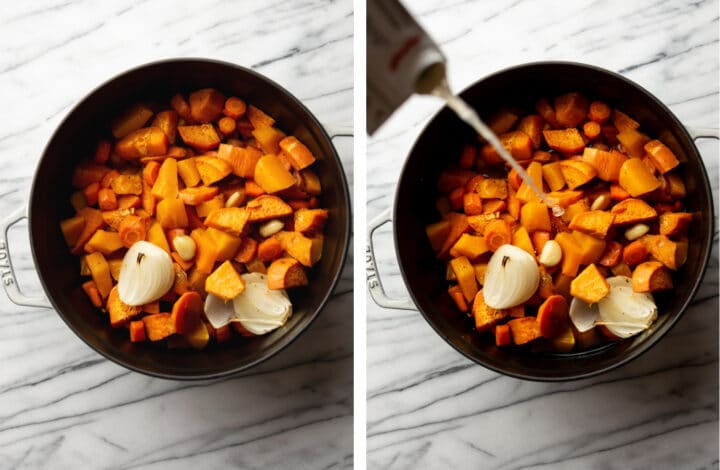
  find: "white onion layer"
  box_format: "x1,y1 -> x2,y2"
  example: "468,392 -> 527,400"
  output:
483,244 -> 540,309
118,241 -> 175,306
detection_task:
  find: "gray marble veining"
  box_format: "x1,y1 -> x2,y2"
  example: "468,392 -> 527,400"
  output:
0,0 -> 353,468
367,0 -> 719,468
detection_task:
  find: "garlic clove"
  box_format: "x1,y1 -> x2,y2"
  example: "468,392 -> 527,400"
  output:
569,297 -> 600,332
484,244 -> 540,309
173,234 -> 196,261
258,219 -> 284,238
203,293 -> 235,329
118,241 -> 175,306
232,272 -> 292,335
539,239 -> 562,267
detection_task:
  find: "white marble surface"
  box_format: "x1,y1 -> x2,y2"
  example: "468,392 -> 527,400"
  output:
367,0 -> 719,468
0,1 -> 353,468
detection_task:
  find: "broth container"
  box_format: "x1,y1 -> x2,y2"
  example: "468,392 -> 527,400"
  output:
367,0 -> 446,134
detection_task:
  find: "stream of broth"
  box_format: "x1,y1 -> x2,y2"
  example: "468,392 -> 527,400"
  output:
430,79 -> 564,217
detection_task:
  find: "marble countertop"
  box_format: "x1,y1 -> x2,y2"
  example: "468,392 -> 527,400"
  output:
367,0 -> 718,468
0,1 -> 353,468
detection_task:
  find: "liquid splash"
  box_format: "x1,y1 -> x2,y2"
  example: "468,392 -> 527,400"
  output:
431,80 -> 564,217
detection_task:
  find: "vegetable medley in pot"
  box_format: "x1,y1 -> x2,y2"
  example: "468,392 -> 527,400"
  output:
428,92 -> 691,353
60,88 -> 328,349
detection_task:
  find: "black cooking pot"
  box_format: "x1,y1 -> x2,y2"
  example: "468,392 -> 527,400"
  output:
0,59 -> 351,380
367,61 -> 716,381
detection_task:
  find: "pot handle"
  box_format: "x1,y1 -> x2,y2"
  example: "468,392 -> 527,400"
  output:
326,126 -> 354,140
366,208 -> 416,310
0,206 -> 52,308
687,127 -> 719,140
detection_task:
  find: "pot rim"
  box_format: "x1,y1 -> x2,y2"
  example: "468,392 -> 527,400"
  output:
393,60 -> 714,381
27,57 -> 351,380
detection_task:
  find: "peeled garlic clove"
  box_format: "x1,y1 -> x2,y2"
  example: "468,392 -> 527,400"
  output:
484,244 -> 540,309
597,276 -> 657,338
569,297 -> 600,332
539,239 -> 562,267
259,219 -> 284,238
232,272 -> 292,335
203,293 -> 235,329
118,241 -> 175,306
173,235 -> 196,261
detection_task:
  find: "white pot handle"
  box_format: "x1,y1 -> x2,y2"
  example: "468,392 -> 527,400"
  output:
0,206 -> 52,308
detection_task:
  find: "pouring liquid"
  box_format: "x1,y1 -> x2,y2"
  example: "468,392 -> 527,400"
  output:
430,79 -> 564,217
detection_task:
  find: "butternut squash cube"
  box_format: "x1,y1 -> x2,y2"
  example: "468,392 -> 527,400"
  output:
205,260 -> 245,301
570,264 -> 610,304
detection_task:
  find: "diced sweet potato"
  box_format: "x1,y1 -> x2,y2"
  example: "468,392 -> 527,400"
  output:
616,128 -> 649,158
571,230 -> 606,265
129,320 -> 147,342
516,115 -> 543,149
507,317 -> 542,345
473,290 -> 508,332
512,225 -> 535,256
177,124 -> 221,151
644,140 -> 680,174
612,109 -> 640,132
204,207 -> 249,236
520,201 -> 551,233
275,231 -> 323,267
555,231 -> 583,277
267,257 -> 308,289
437,169 -> 477,193
72,207 -> 104,255
189,88 -> 225,123
112,103 -> 154,139
632,261 -> 673,293
537,294 -> 570,338
205,260 -> 245,301
252,125 -> 286,155
618,157 -> 660,197
582,147 -> 626,182
481,131 -> 533,163
559,160 -> 596,189
610,198 -> 657,225
245,195 -> 293,222
543,128 -> 585,154
179,186 -> 219,205
658,212 -> 693,237
554,92 -> 589,128
151,110 -> 178,144
546,190 -> 584,208
477,178 -> 508,200
194,156 -> 232,185
516,161 -> 544,202
143,313 -> 177,341
542,162 -> 566,191
598,240 -> 623,267
84,230 -> 123,255
487,108 -> 519,134
254,154 -> 296,193
247,105 -> 276,128
115,127 -> 168,160
641,234 -> 687,270
110,174 -> 142,196
568,210 -> 614,238
151,158 -> 179,200
570,264 -> 609,304
156,198 -> 189,229
206,227 -> 242,262
60,216 -> 86,247
107,286 -> 142,327
449,234 -> 488,261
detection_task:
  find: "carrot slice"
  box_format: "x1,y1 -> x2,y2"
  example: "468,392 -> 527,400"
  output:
536,295 -> 570,338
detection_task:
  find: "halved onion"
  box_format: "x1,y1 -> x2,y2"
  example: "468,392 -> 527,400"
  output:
232,272 -> 292,335
484,244 -> 540,309
569,297 -> 599,332
203,293 -> 235,329
597,276 -> 657,339
118,241 -> 175,306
